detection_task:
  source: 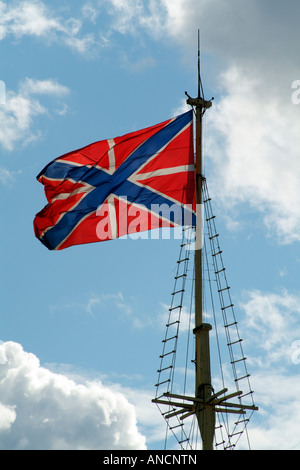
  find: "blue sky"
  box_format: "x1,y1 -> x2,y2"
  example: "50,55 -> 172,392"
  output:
1,0 -> 300,450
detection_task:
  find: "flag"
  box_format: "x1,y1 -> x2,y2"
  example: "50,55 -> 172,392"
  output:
33,110 -> 196,250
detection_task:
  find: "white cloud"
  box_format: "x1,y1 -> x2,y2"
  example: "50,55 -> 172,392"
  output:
50,291 -> 133,318
82,4 -> 100,24
49,291 -> 161,330
108,384 -> 165,446
105,0 -> 144,35
221,288 -> 300,449
0,166 -> 21,185
20,78 -> 70,97
0,403 -> 16,432
0,78 -> 69,151
159,303 -> 192,333
240,289 -> 300,367
84,291 -> 133,317
140,0 -> 300,244
249,371 -> 300,450
0,0 -> 65,39
0,0 -> 162,55
0,341 -> 146,450
0,91 -> 45,151
0,0 -> 98,54
4,1 -> 62,38
206,66 -> 300,243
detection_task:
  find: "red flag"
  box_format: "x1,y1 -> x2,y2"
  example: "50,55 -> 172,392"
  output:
34,111 -> 195,250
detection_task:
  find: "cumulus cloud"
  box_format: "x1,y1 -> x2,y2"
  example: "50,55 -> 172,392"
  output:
0,341 -> 146,450
233,288 -> 300,449
0,403 -> 16,432
145,0 -> 300,244
240,289 -> 300,367
206,66 -> 300,243
0,78 -> 69,151
248,371 -> 300,450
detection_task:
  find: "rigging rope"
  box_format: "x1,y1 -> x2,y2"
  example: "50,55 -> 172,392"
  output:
153,181 -> 257,450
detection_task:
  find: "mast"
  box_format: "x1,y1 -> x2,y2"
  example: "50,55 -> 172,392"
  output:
152,33 -> 258,451
186,32 -> 214,450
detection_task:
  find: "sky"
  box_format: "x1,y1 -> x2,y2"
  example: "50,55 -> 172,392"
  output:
0,0 -> 300,451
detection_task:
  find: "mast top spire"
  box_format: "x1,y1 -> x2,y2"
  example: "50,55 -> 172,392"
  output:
186,29 -> 213,110
197,29 -> 202,99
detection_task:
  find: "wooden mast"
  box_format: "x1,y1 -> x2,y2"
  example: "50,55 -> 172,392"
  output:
186,32 -> 214,449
